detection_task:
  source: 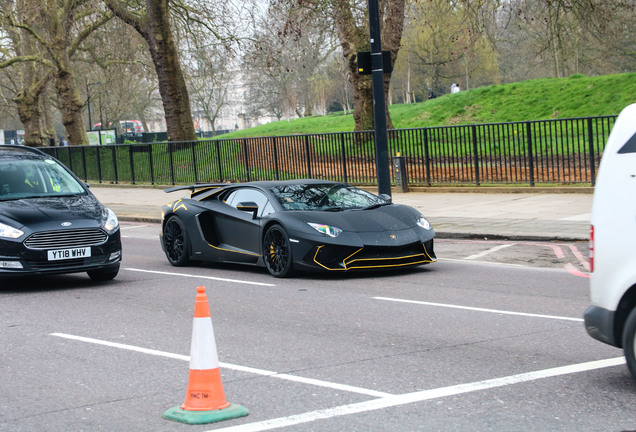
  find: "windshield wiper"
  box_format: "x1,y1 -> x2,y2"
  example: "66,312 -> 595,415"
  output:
0,195 -> 44,201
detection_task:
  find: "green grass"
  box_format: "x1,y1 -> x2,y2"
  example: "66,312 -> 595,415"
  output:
222,73 -> 635,138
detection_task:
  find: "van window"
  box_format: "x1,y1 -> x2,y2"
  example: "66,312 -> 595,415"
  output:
618,132 -> 636,154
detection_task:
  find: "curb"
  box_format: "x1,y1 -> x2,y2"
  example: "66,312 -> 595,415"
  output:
90,183 -> 594,194
117,215 -> 587,243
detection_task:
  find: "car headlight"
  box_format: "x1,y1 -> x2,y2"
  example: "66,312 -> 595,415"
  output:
417,215 -> 432,230
102,208 -> 119,234
308,222 -> 342,238
0,222 -> 24,239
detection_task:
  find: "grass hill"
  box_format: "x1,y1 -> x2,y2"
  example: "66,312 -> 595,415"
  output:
221,73 -> 635,139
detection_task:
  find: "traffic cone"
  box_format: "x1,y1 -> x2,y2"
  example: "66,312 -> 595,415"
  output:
163,286 -> 249,424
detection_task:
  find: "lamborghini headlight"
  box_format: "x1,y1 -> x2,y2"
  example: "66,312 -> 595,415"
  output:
308,222 -> 342,238
417,215 -> 432,230
0,222 -> 24,239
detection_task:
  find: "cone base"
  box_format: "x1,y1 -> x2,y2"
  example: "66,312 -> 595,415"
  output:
163,403 -> 249,425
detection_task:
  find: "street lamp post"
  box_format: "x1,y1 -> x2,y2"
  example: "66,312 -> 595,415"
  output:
367,0 -> 392,197
86,81 -> 102,129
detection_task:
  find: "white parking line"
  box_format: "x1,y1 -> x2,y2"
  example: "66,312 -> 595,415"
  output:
50,333 -> 391,398
373,296 -> 584,322
208,357 -> 625,432
465,243 -> 513,260
124,268 -> 276,287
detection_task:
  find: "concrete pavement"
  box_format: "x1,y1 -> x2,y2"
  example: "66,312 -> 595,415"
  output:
89,184 -> 593,242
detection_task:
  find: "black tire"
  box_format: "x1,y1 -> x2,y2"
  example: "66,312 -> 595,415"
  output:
163,216 -> 190,266
623,308 -> 636,378
87,264 -> 119,281
263,224 -> 293,278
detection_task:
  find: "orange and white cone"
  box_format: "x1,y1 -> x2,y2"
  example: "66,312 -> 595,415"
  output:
163,286 -> 248,424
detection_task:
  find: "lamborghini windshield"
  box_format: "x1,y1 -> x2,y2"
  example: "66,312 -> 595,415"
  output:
0,158 -> 86,200
270,183 -> 389,211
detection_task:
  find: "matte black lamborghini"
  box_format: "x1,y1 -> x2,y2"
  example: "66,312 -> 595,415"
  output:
159,179 -> 436,277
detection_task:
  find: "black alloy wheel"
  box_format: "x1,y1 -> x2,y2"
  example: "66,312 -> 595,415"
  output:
163,216 -> 190,266
263,224 -> 293,277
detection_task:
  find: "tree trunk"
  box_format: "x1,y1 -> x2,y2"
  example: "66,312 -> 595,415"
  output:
332,0 -> 403,132
55,62 -> 89,146
104,0 -> 197,143
12,66 -> 51,147
15,92 -> 45,147
41,86 -> 57,146
348,62 -> 375,131
145,0 -> 197,143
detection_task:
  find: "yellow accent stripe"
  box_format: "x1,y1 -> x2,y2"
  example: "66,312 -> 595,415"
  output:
165,199 -> 188,212
313,243 -> 437,271
207,243 -> 260,257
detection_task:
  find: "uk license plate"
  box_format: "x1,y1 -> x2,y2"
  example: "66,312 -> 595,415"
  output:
47,247 -> 91,261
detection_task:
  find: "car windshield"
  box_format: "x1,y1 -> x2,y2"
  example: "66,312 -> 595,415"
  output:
270,183 -> 388,211
0,158 -> 86,200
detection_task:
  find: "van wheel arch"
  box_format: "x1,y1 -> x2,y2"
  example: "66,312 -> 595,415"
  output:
615,284 -> 636,348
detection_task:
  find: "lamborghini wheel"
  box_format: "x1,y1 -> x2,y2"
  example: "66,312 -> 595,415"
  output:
263,224 -> 293,277
163,216 -> 190,266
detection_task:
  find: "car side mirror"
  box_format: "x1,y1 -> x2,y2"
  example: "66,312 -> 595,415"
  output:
236,201 -> 259,218
378,193 -> 392,203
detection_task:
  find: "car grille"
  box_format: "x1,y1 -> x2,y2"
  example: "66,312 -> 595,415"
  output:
24,228 -> 108,250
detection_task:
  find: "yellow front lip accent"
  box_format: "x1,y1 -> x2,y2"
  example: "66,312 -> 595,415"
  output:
313,244 -> 436,271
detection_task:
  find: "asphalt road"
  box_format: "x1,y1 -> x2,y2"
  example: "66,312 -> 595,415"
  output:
1,222 -> 634,432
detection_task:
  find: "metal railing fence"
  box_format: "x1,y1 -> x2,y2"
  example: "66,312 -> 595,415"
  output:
43,115 -> 616,187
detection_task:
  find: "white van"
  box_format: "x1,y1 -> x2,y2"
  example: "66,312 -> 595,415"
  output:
585,103 -> 636,377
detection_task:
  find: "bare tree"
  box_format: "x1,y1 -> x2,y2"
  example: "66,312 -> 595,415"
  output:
103,0 -> 254,142
509,0 -> 635,79
102,0 -> 198,142
78,19 -> 160,135
185,44 -> 234,136
268,0 -> 405,131
0,1 -> 54,146
330,0 -> 405,131
1,0 -> 110,146
243,2 -> 337,120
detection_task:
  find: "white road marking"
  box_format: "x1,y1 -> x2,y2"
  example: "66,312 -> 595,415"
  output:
124,267 -> 276,287
50,333 -> 624,431
373,296 -> 584,322
119,224 -> 150,230
208,357 -> 625,432
465,243 -> 513,260
50,333 -> 391,398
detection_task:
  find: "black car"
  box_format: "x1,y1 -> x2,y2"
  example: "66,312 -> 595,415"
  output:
160,179 -> 436,277
0,145 -> 121,280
